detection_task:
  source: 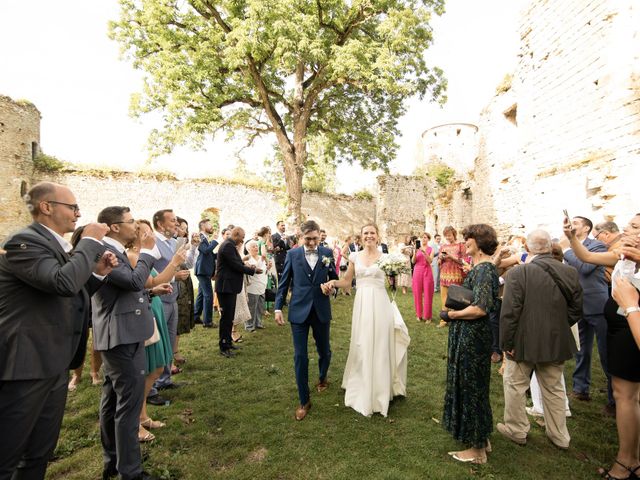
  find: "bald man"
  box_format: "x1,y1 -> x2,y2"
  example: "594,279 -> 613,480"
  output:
0,182 -> 113,480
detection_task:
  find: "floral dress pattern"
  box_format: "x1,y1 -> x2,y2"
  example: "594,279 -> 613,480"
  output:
442,262 -> 500,448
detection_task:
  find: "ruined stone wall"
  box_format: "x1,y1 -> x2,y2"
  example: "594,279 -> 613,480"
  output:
422,0 -> 640,239
500,0 -> 640,233
0,95 -> 40,239
376,175 -> 430,245
22,171 -> 374,243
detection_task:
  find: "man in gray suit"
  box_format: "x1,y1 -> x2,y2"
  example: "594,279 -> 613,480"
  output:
92,206 -> 160,480
561,216 -> 612,409
498,229 -> 583,450
0,182 -> 111,480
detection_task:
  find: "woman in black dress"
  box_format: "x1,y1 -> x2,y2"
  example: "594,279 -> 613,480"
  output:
564,214 -> 640,480
440,224 -> 500,464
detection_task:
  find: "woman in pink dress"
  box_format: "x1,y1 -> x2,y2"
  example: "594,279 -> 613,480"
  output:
412,232 -> 435,323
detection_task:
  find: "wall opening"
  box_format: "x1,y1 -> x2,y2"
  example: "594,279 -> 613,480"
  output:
31,142 -> 38,161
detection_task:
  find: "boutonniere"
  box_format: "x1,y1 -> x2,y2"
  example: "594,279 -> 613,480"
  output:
321,255 -> 332,267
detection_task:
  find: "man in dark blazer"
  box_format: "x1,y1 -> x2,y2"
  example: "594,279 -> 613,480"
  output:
194,219 -> 218,328
0,182 -> 111,480
274,220 -> 338,421
271,220 -> 290,279
498,229 -> 582,449
215,226 -> 257,357
562,216 -> 611,407
92,206 -> 160,480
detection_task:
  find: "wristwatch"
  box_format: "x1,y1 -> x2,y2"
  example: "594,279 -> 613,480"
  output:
623,306 -> 640,317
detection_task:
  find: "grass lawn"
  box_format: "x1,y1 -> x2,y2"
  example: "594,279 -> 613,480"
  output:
49,291 -> 615,479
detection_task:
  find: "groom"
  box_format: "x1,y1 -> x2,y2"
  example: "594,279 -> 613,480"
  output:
275,220 -> 338,420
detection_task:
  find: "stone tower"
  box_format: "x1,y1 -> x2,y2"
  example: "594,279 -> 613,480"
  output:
0,95 -> 41,241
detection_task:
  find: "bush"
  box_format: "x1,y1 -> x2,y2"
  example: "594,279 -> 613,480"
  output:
33,153 -> 66,172
353,190 -> 374,201
427,162 -> 455,188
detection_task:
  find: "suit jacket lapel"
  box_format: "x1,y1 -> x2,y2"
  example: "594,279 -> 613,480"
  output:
29,222 -> 69,262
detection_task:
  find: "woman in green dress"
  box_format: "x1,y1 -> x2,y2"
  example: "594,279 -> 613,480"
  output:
128,220 -> 185,442
440,224 -> 500,464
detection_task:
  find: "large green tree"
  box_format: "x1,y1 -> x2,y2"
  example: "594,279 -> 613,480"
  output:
111,0 -> 446,223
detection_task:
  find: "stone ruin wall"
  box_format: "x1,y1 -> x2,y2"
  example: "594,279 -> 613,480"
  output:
0,96 -> 40,240
29,172 -> 376,244
375,175 -> 431,246
424,0 -> 640,240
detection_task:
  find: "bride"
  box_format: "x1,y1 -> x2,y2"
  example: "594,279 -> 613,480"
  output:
325,224 -> 410,417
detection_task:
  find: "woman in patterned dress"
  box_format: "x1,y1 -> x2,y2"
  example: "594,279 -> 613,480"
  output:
440,224 -> 500,464
437,226 -> 469,327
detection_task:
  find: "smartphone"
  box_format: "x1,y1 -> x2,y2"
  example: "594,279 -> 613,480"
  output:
415,239 -> 421,249
562,209 -> 570,220
174,236 -> 187,252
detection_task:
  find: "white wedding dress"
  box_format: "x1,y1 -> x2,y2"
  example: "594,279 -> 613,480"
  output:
342,252 -> 410,417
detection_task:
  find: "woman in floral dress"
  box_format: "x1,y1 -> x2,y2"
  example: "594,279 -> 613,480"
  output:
440,224 -> 500,464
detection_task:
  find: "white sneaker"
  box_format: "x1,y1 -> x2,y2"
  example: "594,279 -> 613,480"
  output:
525,406 -> 543,417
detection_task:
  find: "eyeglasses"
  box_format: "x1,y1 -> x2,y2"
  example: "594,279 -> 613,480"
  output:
594,231 -> 603,239
111,219 -> 136,225
46,200 -> 80,214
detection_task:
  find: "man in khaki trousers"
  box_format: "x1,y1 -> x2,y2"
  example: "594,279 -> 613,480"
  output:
498,230 -> 583,449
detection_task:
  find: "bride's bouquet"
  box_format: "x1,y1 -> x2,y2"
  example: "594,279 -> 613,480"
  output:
376,253 -> 411,276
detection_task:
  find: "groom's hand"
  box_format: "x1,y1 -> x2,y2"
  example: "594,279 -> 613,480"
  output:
275,310 -> 285,326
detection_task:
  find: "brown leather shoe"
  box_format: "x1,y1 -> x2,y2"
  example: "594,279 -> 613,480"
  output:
316,380 -> 329,393
295,402 -> 311,421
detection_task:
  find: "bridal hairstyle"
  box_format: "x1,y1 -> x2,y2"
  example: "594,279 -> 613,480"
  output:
361,223 -> 379,234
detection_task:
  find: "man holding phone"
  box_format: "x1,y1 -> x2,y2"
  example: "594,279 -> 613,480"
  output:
150,209 -> 194,396
561,214 -> 612,413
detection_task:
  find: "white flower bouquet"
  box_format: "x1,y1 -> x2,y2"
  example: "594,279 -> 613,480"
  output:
376,253 -> 411,276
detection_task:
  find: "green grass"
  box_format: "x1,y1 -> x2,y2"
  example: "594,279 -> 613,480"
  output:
49,292 -> 614,479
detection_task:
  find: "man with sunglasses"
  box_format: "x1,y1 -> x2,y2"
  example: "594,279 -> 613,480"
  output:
0,182 -> 113,480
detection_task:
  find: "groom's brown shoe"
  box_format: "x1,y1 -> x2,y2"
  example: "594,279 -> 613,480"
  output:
295,402 -> 311,421
316,380 -> 329,393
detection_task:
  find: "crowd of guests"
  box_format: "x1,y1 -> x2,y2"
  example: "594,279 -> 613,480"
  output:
0,181 -> 638,480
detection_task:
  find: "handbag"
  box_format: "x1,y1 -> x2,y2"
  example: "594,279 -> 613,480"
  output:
265,274 -> 278,302
144,319 -> 161,347
445,284 -> 474,310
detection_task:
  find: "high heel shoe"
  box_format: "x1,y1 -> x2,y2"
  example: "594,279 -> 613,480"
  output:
598,460 -> 640,479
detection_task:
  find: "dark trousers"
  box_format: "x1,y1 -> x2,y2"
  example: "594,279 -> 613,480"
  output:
290,308 -> 332,406
100,342 -> 145,480
217,291 -> 237,351
194,275 -> 214,326
0,372 -> 67,480
573,314 -> 613,404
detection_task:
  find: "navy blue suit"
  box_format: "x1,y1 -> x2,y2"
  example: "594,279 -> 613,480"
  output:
564,237 -> 611,403
275,246 -> 338,405
194,233 -> 218,326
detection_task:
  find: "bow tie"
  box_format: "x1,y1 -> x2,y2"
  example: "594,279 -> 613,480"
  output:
305,249 -> 318,256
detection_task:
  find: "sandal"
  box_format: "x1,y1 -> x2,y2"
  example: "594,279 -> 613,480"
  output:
138,429 -> 155,443
599,460 -> 640,479
170,366 -> 183,375
233,336 -> 244,343
140,418 -> 166,429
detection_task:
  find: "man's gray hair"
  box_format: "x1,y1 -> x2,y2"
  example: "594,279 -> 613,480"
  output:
526,229 -> 552,255
595,221 -> 619,234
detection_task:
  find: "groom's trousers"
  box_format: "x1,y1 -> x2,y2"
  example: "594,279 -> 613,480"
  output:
290,308 -> 331,406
